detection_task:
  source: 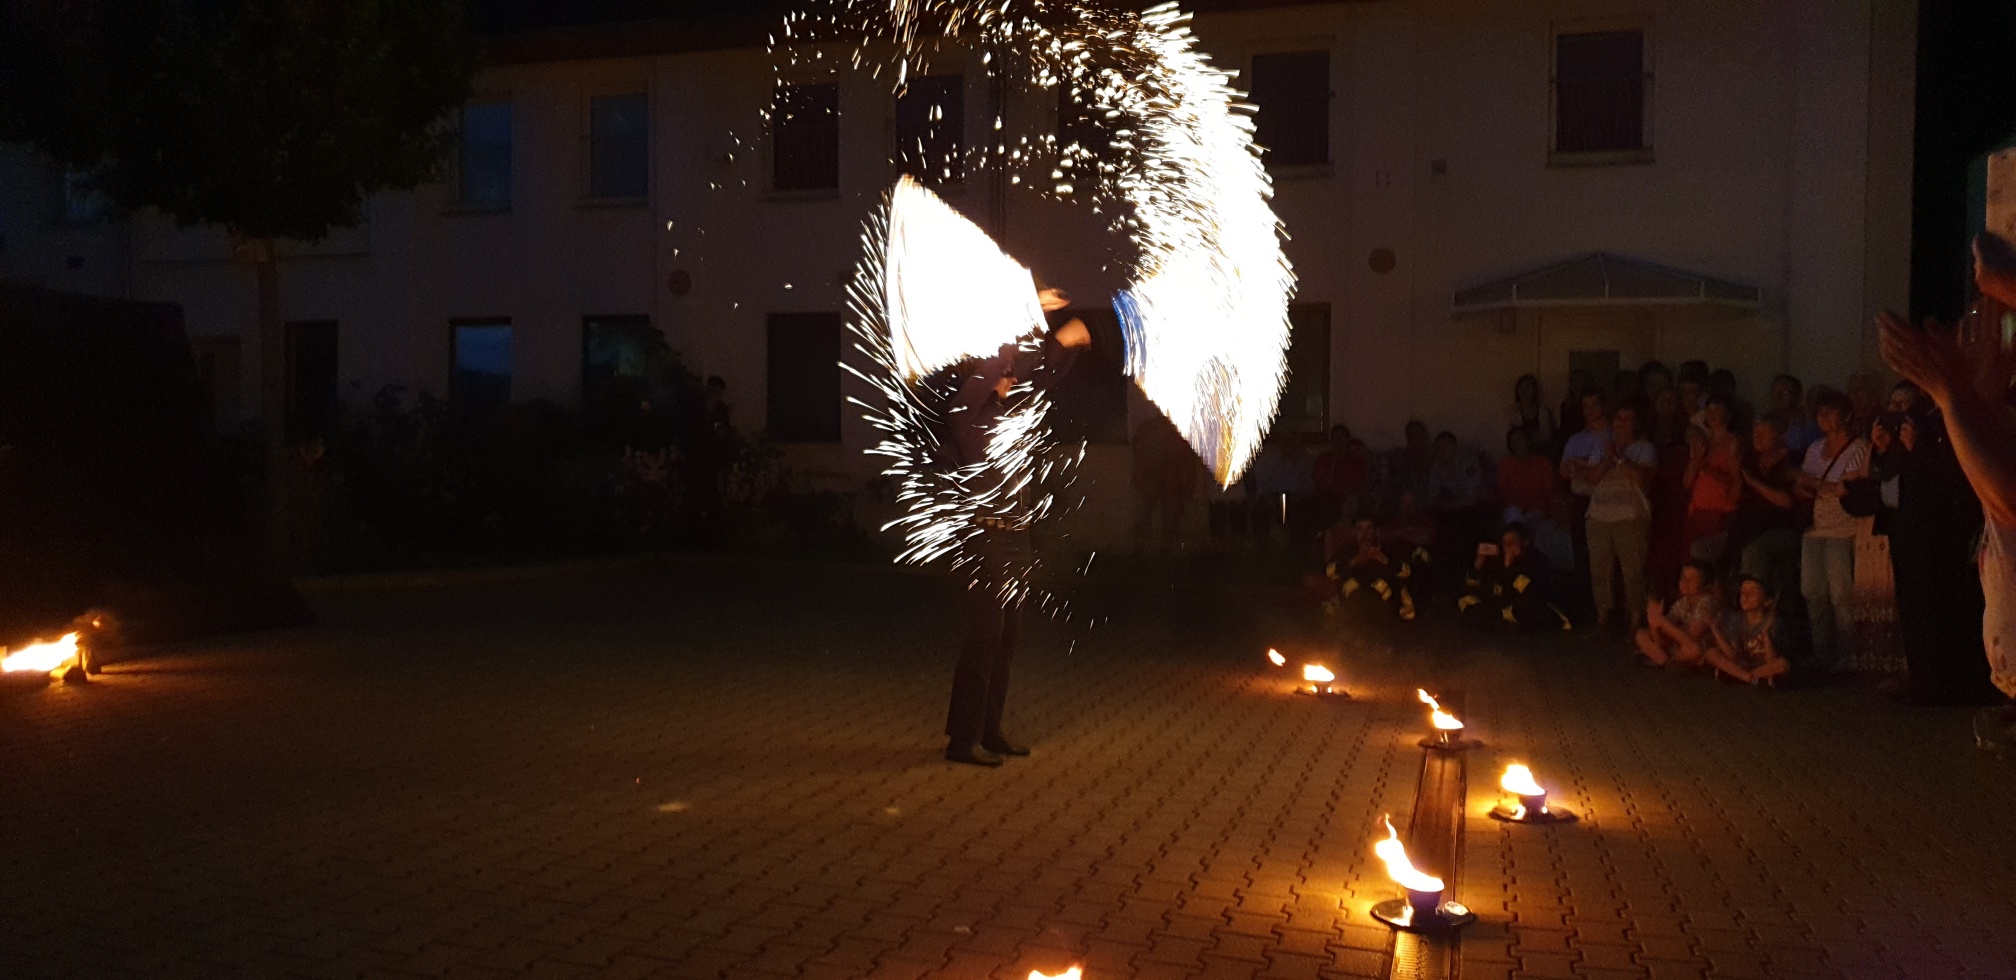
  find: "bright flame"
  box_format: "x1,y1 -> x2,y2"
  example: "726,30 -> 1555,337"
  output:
1417,688 -> 1464,731
1500,764 -> 1545,797
1028,970 -> 1082,980
882,176 -> 1047,382
1302,664 -> 1334,684
2,632 -> 80,674
1374,816 -> 1444,893
1267,648 -> 1286,666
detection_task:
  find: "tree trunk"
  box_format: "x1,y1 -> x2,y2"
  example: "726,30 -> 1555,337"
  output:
251,238 -> 289,564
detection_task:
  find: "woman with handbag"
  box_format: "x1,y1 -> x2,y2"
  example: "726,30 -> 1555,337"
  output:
1796,391 -> 1872,671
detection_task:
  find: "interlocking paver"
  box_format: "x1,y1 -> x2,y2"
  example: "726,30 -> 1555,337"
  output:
4,559 -> 2015,980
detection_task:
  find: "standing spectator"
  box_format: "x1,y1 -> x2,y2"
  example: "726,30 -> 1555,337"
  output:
1796,391 -> 1871,671
1584,403 -> 1656,635
1873,406 -> 1996,705
1311,424 -> 1370,527
1846,370 -> 1888,438
1707,368 -> 1752,434
1676,360 -> 1710,416
1645,385 -> 1694,596
1205,472 -> 1249,554
1639,360 -> 1675,398
1730,417 -> 1802,598
1884,233 -> 2016,749
1385,420 -> 1434,506
1683,396 -> 1743,561
1557,369 -> 1596,443
1560,390 -> 1611,563
1768,374 -> 1821,455
1129,412 -> 1199,555
1613,369 -> 1645,416
1495,427 -> 1557,523
1250,436 -> 1315,556
1509,374 -> 1558,456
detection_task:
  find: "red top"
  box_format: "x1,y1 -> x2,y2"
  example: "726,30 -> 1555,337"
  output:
1495,453 -> 1558,516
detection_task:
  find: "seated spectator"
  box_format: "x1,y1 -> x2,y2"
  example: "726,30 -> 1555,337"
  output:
1730,417 -> 1802,598
1635,560 -> 1724,667
1325,513 -> 1418,623
1458,525 -> 1573,634
1495,427 -> 1557,523
1683,396 -> 1743,561
1769,374 -> 1822,454
1707,576 -> 1797,685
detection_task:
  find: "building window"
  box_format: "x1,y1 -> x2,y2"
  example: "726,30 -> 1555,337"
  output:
895,74 -> 964,185
1279,303 -> 1331,432
582,314 -> 660,407
1249,51 -> 1330,169
189,336 -> 243,432
285,320 -> 339,440
772,82 -> 840,192
766,312 -> 842,442
588,92 -> 649,199
451,319 -> 513,410
456,102 -> 512,208
1552,28 -> 1650,160
63,169 -> 108,223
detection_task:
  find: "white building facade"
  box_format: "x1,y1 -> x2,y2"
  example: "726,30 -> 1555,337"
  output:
2,0 -> 1918,543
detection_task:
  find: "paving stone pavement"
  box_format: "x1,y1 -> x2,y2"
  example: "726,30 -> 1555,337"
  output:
2,558 -> 2013,980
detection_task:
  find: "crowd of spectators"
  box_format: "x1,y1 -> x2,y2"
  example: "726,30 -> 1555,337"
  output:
1133,350 -> 2003,706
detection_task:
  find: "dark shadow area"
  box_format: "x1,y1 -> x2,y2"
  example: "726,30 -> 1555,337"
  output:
0,284 -> 312,648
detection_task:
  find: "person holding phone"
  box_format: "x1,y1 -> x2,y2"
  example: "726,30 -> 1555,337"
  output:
1457,525 -> 1572,634
1879,232 -> 2016,751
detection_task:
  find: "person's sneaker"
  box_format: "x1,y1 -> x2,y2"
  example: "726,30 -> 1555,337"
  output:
1972,707 -> 2016,755
982,736 -> 1030,757
946,742 -> 1005,767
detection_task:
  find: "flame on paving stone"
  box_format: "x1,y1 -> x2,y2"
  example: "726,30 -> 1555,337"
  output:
1029,968 -> 1082,980
1302,664 -> 1334,684
1374,816 -> 1444,893
1417,688 -> 1464,731
1267,648 -> 1286,666
2,632 -> 81,676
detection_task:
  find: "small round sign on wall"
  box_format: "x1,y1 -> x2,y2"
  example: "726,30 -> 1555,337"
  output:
667,269 -> 693,296
1368,248 -> 1397,275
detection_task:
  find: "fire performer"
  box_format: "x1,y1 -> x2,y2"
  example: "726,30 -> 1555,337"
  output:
941,287 -> 1092,767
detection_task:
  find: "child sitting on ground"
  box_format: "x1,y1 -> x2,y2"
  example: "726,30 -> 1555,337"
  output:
1635,560 -> 1723,667
1706,575 -> 1796,685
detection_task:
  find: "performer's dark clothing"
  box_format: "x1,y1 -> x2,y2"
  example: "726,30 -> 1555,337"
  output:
1874,421 -> 1997,704
1458,553 -> 1572,633
940,327 -> 1080,748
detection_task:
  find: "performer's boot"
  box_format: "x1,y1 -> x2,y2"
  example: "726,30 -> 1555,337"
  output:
982,735 -> 1030,756
946,741 -> 1005,767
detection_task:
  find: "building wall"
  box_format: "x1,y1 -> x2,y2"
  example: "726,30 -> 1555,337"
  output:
19,0 -> 1916,547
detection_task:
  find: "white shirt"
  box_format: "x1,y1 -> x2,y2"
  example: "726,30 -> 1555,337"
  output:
1802,438 -> 1870,538
1561,428 -> 1610,496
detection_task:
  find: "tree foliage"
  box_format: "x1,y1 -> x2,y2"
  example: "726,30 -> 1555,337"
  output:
0,0 -> 472,241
